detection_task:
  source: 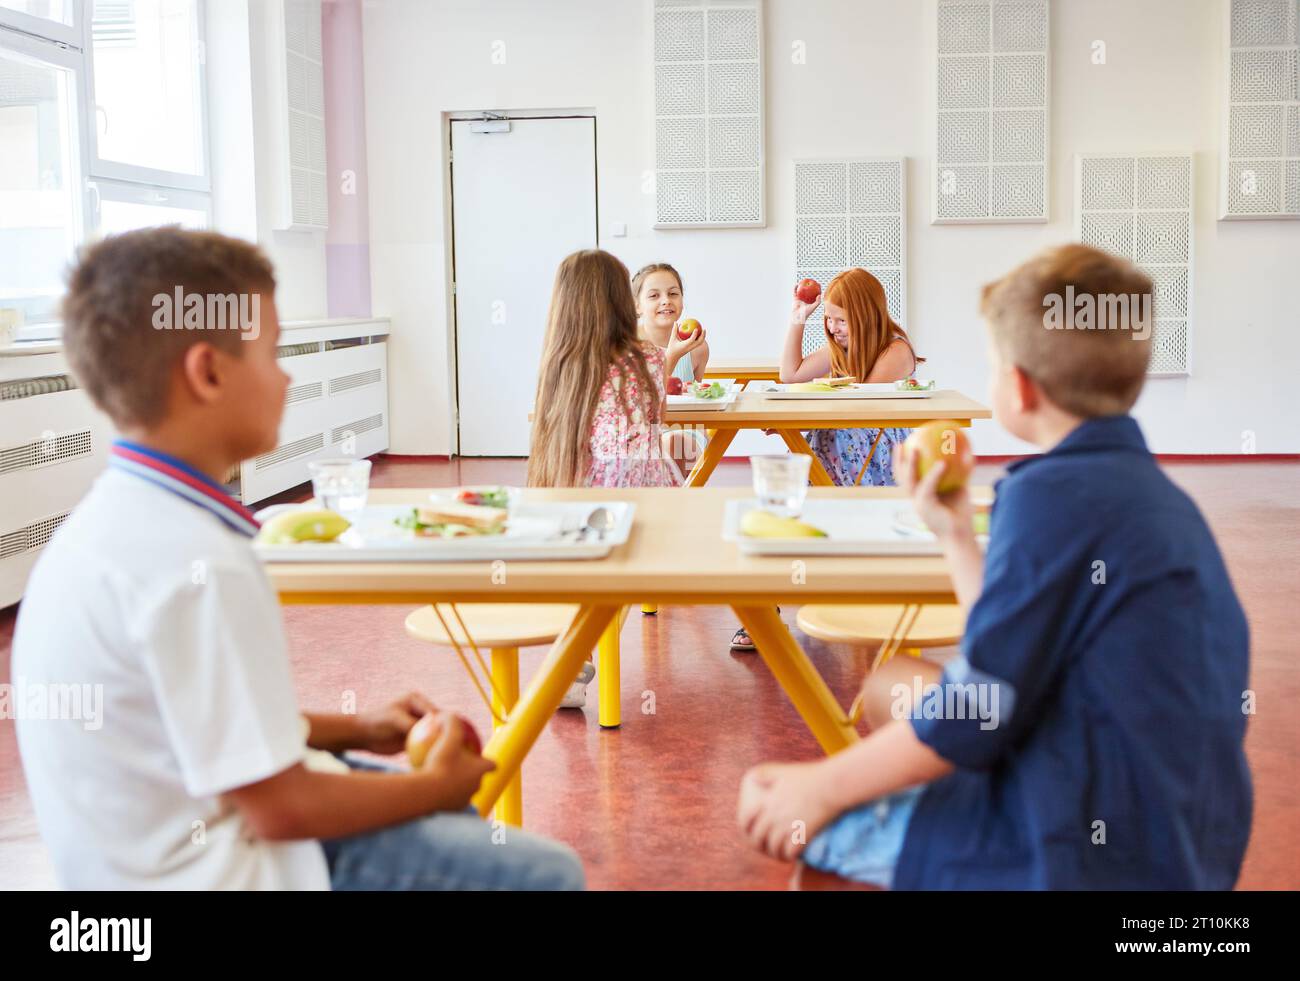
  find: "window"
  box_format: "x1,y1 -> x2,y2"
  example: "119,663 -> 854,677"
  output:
0,35 -> 84,326
88,0 -> 207,185
0,0 -> 209,340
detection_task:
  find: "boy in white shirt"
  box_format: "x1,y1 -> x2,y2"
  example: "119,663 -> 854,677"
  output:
13,228 -> 584,890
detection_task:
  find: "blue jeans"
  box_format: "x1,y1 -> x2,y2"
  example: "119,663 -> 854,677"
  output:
322,756 -> 585,891
802,785 -> 925,888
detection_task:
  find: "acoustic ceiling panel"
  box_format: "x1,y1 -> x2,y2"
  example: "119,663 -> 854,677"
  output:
654,0 -> 765,227
794,159 -> 907,357
934,0 -> 1050,223
1076,153 -> 1195,375
1220,0 -> 1300,218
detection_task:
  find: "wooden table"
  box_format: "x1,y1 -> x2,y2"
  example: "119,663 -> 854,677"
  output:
266,486 -> 957,821
665,389 -> 991,487
700,358 -> 782,385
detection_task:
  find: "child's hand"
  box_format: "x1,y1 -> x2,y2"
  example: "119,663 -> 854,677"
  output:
666,323 -> 707,363
737,760 -> 836,861
894,442 -> 975,545
791,296 -> 820,327
358,691 -> 438,755
419,716 -> 496,810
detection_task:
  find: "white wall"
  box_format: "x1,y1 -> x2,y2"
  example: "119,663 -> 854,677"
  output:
208,0 -> 330,323
362,0 -> 1300,457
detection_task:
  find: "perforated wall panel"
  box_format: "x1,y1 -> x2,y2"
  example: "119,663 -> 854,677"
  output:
1221,0 -> 1300,219
1076,154 -> 1195,375
794,159 -> 908,357
934,0 -> 1050,223
654,0 -> 765,227
278,0 -> 328,230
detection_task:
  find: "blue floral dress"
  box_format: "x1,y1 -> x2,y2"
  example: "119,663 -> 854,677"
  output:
805,340 -> 915,487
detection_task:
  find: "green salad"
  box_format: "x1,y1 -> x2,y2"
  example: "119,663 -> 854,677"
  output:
691,381 -> 726,400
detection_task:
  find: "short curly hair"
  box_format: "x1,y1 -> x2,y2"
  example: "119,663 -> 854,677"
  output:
61,227 -> 276,428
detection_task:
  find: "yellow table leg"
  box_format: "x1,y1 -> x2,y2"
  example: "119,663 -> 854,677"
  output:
489,647 -> 522,827
776,429 -> 836,487
598,612 -> 622,729
731,604 -> 859,754
472,604 -> 621,817
684,427 -> 737,487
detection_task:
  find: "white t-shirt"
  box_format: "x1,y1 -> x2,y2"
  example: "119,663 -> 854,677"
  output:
13,465 -> 330,890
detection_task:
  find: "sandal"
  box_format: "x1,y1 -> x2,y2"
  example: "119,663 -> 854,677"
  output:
730,607 -> 779,653
730,627 -> 756,652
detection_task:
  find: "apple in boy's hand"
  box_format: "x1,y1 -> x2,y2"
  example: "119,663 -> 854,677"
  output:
676,318 -> 701,341
406,711 -> 483,768
794,279 -> 822,305
666,377 -> 684,396
903,421 -> 974,495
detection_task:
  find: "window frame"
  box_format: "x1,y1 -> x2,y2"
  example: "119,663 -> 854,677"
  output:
0,0 -> 85,49
91,175 -> 212,231
81,0 -> 212,193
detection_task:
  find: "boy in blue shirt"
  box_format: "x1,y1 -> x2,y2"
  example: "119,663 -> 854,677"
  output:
738,244 -> 1252,889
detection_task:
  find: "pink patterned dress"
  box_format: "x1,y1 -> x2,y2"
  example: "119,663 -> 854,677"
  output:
585,343 -> 684,488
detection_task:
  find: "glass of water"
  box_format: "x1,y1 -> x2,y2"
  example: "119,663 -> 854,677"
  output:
751,455 -> 812,517
308,459 -> 372,513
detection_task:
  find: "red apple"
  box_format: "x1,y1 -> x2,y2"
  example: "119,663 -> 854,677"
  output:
666,376 -> 684,396
406,711 -> 483,768
903,421 -> 973,494
795,278 -> 822,305
676,318 -> 701,341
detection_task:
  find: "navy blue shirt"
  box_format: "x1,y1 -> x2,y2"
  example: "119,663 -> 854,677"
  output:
894,416 -> 1252,889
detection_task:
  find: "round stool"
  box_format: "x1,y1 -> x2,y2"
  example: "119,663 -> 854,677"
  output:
796,604 -> 964,669
404,603 -> 579,826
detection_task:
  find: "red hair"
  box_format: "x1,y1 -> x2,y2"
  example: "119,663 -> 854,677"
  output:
823,269 -> 921,380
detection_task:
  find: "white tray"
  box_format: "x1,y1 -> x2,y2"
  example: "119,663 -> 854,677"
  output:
254,501 -> 636,562
667,381 -> 741,410
758,382 -> 934,400
723,498 -> 947,556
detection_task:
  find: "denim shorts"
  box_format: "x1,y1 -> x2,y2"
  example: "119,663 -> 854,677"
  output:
802,785 -> 926,888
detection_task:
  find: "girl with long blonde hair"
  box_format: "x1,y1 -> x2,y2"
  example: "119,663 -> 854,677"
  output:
631,261 -> 711,478
529,250 -> 703,705
528,249 -> 703,489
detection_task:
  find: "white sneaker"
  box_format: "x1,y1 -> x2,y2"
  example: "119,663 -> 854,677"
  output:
560,661 -> 596,709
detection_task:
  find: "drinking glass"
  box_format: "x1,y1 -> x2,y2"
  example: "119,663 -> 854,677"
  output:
750,455 -> 812,517
308,459 -> 372,513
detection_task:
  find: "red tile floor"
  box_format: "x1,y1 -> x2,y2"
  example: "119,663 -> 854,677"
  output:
2,456 -> 1297,890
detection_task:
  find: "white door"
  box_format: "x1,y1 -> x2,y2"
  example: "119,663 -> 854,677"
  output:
451,116 -> 598,456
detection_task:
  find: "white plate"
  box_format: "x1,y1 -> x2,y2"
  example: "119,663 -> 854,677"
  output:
254,501 -> 636,562
723,498 -> 947,556
759,382 -> 934,400
667,381 -> 741,410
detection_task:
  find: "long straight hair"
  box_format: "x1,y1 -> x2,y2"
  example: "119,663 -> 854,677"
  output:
527,250 -> 660,487
823,268 -> 922,380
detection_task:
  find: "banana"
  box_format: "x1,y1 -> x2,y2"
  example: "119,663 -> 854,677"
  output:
258,509 -> 351,544
740,508 -> 827,539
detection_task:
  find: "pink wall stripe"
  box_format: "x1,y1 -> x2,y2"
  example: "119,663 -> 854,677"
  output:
322,0 -> 372,318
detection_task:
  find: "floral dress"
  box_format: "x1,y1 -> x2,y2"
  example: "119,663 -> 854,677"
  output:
805,339 -> 915,487
586,343 -> 684,488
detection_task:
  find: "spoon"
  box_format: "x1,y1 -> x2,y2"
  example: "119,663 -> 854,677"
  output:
583,507 -> 615,542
